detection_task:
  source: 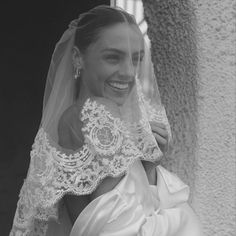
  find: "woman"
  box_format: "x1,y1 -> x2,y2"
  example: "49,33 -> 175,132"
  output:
10,5 -> 203,236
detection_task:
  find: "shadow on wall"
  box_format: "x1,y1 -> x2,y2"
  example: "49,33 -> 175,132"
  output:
142,0 -> 198,195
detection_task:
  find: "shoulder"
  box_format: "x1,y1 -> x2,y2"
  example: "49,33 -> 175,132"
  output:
59,103 -> 81,127
58,103 -> 84,149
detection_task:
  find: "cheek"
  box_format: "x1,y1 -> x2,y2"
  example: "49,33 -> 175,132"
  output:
99,64 -> 118,82
87,61 -> 117,83
83,60 -> 118,96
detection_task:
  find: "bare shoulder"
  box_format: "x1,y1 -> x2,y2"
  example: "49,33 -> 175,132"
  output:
58,103 -> 84,150
59,103 -> 81,126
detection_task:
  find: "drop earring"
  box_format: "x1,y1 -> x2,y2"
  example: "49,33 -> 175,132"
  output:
74,66 -> 81,80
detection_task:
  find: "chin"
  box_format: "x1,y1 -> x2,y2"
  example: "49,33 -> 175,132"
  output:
103,84 -> 132,106
107,95 -> 127,106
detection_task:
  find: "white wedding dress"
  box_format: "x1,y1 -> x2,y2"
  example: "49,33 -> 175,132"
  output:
10,98 -> 204,236
46,160 -> 203,236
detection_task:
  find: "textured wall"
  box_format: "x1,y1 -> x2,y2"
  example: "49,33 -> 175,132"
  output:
143,0 -> 236,235
192,0 -> 236,235
142,0 -> 198,192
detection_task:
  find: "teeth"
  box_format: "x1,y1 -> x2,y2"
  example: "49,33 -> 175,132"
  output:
109,82 -> 129,90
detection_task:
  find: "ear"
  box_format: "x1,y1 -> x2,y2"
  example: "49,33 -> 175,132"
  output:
72,46 -> 84,69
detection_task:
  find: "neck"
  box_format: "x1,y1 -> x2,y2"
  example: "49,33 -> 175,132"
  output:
76,79 -> 92,105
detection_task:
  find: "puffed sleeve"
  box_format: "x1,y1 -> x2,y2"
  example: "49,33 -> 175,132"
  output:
139,166 -> 204,236
69,161 -> 204,236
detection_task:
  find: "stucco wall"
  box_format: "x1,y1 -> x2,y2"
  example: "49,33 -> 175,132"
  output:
143,0 -> 198,196
192,0 -> 236,235
143,0 -> 236,235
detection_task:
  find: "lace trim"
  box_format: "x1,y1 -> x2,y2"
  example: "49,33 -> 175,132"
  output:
136,79 -> 172,143
10,97 -> 170,236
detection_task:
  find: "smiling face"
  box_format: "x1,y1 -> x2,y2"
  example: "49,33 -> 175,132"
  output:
79,23 -> 144,106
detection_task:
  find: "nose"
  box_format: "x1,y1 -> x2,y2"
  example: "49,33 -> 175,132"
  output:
119,59 -> 135,79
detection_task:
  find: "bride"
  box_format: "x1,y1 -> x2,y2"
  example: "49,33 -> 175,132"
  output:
10,5 -> 203,236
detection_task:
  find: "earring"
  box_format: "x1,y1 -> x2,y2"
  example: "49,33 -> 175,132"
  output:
74,67 -> 81,80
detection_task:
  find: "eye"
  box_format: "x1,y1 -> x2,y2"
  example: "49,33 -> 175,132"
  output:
105,54 -> 120,63
132,55 -> 144,66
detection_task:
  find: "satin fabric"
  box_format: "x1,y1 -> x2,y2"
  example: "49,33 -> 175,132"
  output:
68,160 -> 203,236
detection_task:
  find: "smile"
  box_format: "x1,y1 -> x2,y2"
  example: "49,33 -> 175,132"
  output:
107,81 -> 130,91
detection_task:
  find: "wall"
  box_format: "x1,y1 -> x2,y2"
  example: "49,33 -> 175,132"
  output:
143,0 -> 199,195
192,1 -> 236,235
142,0 -> 236,235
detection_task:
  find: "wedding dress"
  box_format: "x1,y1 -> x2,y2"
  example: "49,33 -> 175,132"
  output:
45,158 -> 203,236
69,160 -> 203,236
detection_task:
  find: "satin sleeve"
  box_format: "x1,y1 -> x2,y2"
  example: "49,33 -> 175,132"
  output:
69,161 -> 203,236
140,166 -> 204,236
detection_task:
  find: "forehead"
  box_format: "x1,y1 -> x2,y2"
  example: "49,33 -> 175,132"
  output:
90,23 -> 144,54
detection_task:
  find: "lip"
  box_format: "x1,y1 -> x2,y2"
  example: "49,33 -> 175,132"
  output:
106,80 -> 133,92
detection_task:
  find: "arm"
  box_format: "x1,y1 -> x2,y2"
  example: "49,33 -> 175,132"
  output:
58,105 -> 123,223
142,161 -> 158,185
58,108 -> 90,224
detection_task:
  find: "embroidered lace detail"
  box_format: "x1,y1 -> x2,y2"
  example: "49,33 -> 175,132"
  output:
136,79 -> 172,143
10,97 -> 171,236
11,98 -> 155,235
10,220 -> 49,236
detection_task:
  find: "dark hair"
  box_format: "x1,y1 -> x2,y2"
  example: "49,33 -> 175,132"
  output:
74,5 -> 137,54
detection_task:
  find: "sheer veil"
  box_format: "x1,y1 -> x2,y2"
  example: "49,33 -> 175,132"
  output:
10,5 -> 171,236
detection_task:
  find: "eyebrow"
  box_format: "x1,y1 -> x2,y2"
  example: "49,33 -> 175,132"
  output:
102,48 -> 144,56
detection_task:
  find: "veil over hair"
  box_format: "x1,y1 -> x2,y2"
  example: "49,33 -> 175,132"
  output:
10,5 -> 171,236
